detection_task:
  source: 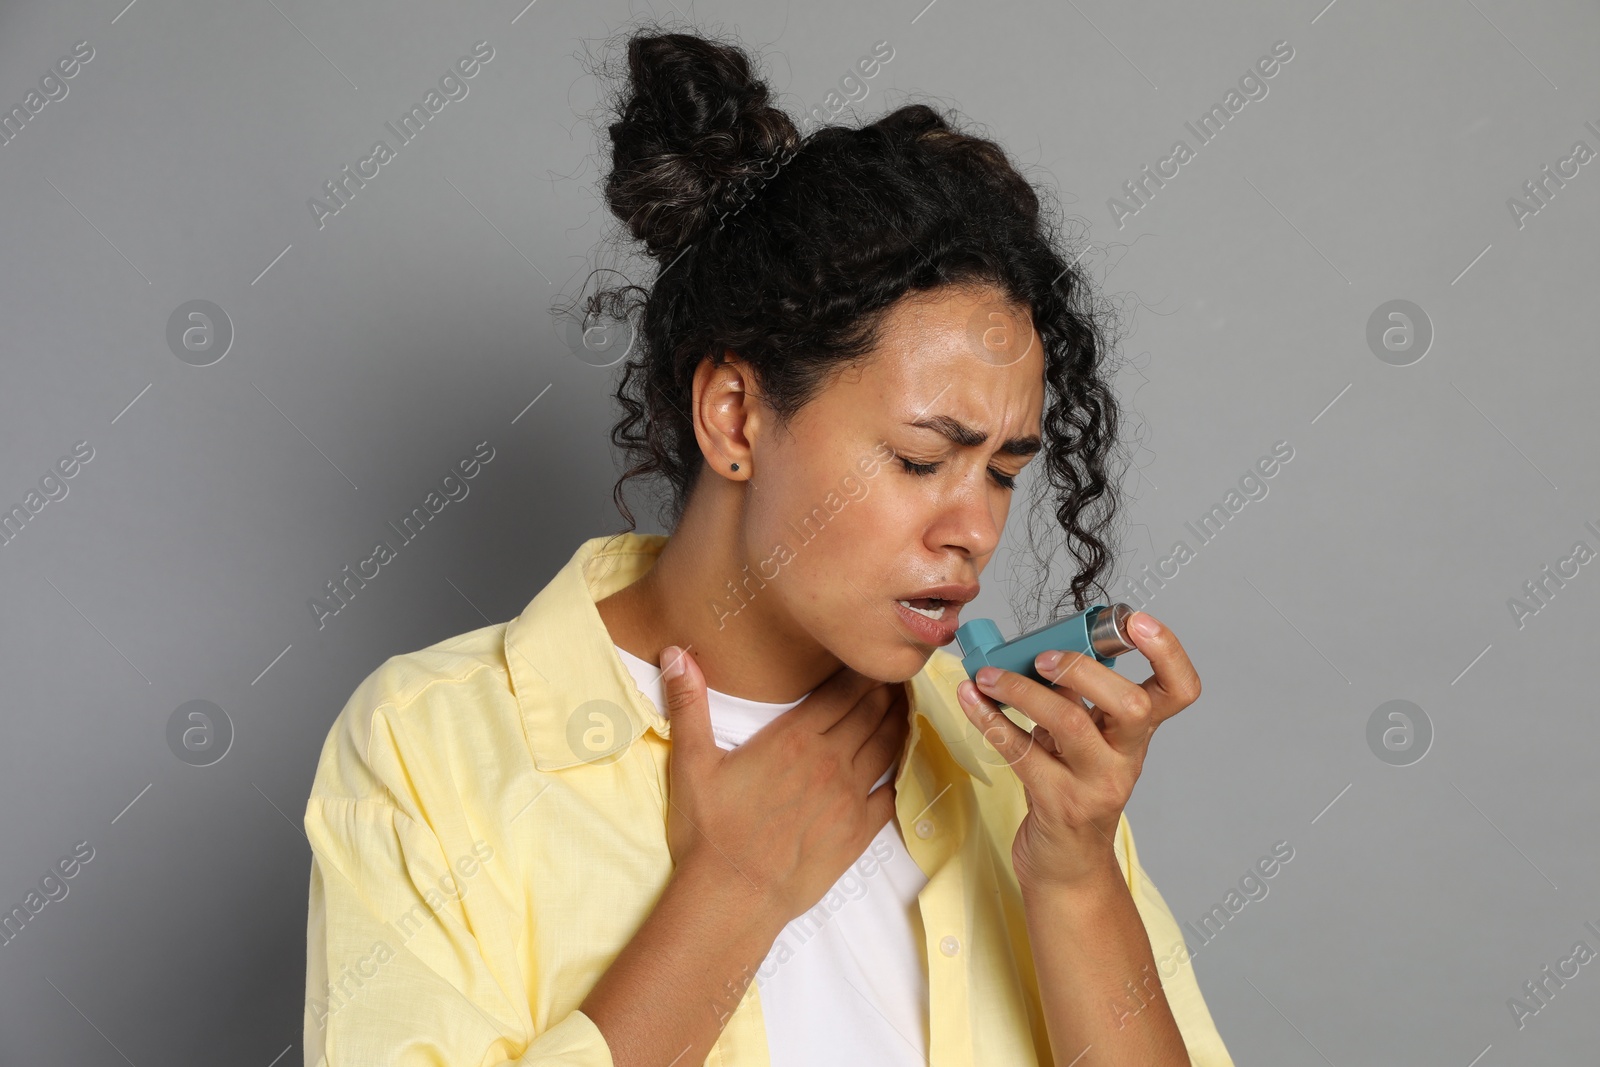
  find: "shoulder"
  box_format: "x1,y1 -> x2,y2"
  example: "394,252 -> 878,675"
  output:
308,621 -> 519,809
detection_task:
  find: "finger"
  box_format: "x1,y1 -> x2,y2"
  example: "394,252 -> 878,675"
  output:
955,678 -> 1056,788
973,666 -> 1113,776
823,679 -> 899,752
805,666 -> 891,733
863,776 -> 900,839
1036,665 -> 1123,745
659,645 -> 713,765
1035,650 -> 1155,755
854,687 -> 911,784
1122,612 -> 1202,724
1067,693 -> 1107,732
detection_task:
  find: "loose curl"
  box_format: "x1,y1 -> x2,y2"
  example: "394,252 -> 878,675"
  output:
569,25 -> 1131,623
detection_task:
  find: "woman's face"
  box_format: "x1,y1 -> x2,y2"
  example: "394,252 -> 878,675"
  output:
735,284 -> 1047,683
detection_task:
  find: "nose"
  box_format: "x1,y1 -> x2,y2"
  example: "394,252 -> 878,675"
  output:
928,473 -> 1003,561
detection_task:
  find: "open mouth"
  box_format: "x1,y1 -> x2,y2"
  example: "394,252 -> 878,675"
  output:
896,597 -> 950,620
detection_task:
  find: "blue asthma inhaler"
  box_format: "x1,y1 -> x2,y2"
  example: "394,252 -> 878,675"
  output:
954,603 -> 1138,697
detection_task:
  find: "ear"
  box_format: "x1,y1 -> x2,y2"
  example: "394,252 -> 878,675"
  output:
691,349 -> 760,479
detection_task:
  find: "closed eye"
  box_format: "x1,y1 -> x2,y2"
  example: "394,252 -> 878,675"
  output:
897,455 -> 1017,491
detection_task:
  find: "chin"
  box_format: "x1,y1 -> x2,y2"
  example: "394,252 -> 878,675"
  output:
845,643 -> 934,684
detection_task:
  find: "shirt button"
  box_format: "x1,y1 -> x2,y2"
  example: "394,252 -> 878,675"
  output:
915,818 -> 935,839
939,935 -> 961,957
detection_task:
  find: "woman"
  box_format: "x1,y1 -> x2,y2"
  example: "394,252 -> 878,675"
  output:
303,27 -> 1234,1067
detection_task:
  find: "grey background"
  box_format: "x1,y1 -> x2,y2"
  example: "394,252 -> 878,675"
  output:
2,0 -> 1597,1064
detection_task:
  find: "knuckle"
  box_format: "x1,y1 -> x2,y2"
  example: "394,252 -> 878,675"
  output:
1123,689 -> 1154,721
979,717 -> 1012,753
664,684 -> 697,715
1057,704 -> 1094,737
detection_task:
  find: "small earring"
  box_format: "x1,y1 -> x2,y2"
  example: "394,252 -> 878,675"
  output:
731,462 -> 740,471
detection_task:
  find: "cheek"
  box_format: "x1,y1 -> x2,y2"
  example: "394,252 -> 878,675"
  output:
747,486 -> 938,678
744,481 -> 885,607
795,491 -> 921,624
810,466 -> 925,556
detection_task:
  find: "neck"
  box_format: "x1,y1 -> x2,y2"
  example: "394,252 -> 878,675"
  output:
598,483 -> 839,703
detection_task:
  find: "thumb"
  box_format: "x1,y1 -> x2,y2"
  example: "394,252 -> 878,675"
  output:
659,645 -> 710,759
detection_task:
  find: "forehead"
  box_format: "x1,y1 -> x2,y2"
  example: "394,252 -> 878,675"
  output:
857,286 -> 1046,421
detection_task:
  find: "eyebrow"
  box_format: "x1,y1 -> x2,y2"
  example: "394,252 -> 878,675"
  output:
908,415 -> 1042,458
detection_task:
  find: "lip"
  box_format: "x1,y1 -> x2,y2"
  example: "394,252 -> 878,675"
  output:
899,583 -> 979,605
892,584 -> 976,647
893,599 -> 962,645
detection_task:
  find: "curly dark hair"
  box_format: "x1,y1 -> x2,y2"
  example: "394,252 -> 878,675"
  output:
568,26 -> 1130,623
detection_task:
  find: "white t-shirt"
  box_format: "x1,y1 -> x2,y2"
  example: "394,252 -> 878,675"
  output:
615,646 -> 932,1066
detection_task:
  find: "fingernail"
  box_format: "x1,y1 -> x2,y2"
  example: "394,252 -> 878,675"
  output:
661,646 -> 685,680
1036,650 -> 1063,671
957,680 -> 978,705
1130,613 -> 1159,640
976,667 -> 999,687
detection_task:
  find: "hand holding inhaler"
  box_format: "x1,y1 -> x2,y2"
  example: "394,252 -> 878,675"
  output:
952,604 -> 1204,892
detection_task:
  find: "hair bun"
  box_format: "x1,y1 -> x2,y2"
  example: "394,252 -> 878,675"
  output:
604,33 -> 800,261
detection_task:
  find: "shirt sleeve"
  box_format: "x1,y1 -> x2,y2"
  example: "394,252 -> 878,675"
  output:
1116,814 -> 1236,1067
303,794 -> 614,1067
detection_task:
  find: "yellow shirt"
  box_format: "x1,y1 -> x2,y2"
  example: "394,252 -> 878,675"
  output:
303,531 -> 1234,1066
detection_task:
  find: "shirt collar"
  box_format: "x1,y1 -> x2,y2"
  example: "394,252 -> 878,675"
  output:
506,531 -> 995,786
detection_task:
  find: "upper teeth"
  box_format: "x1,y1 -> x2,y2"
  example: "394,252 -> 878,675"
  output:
898,599 -> 947,619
